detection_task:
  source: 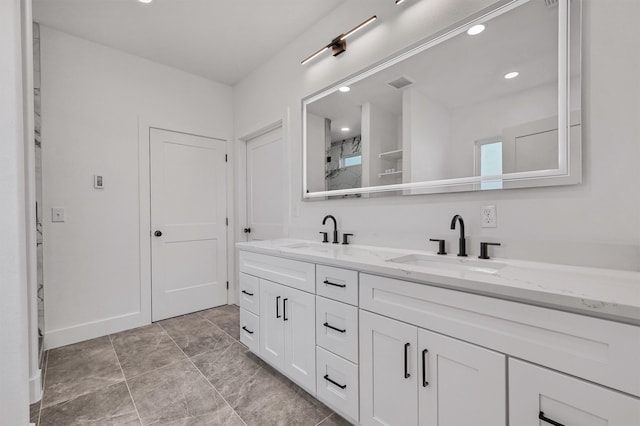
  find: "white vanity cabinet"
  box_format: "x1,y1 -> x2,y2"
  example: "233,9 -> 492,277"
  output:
315,265 -> 360,424
359,310 -> 506,426
239,251 -> 317,394
238,244 -> 640,426
509,359 -> 640,426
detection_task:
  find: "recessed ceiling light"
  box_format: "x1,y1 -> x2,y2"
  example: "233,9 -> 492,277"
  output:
467,24 -> 485,35
504,71 -> 519,79
341,127 -> 350,132
339,86 -> 351,93
138,0 -> 153,4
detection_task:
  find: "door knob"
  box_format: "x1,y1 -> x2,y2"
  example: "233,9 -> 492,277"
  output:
154,230 -> 162,237
243,228 -> 252,234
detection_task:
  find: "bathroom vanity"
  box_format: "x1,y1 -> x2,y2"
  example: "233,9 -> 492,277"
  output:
237,239 -> 640,426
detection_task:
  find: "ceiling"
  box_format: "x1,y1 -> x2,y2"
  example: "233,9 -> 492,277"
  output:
33,0 -> 345,86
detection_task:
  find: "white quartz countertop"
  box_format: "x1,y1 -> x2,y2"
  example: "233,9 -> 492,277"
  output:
237,239 -> 640,325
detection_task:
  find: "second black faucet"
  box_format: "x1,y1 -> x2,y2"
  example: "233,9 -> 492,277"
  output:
450,214 -> 467,257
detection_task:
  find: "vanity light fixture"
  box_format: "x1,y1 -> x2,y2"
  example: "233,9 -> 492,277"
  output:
467,24 -> 485,35
504,71 -> 519,79
301,16 -> 377,65
339,86 -> 351,93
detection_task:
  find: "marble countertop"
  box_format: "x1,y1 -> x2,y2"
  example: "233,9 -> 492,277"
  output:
237,239 -> 640,326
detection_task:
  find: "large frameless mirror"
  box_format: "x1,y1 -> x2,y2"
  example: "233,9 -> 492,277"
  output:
303,0 -> 581,199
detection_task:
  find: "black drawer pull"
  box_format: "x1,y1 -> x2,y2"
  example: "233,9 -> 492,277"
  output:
404,342 -> 411,379
323,279 -> 346,288
422,349 -> 429,387
242,326 -> 254,335
241,290 -> 254,296
276,296 -> 281,318
539,412 -> 564,426
323,374 -> 347,389
323,322 -> 346,333
283,298 -> 288,321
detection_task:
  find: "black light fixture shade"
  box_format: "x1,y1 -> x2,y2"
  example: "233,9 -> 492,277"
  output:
301,15 -> 377,65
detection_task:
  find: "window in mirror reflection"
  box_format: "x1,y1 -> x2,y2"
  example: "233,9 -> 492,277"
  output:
476,139 -> 503,190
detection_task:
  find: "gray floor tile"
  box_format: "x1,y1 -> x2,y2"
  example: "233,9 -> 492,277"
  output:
39,382 -> 140,426
127,359 -> 236,426
231,363 -> 332,426
191,341 -> 264,407
317,413 -> 353,426
159,314 -> 233,358
30,401 -> 41,424
199,305 -> 240,340
42,336 -> 124,408
111,323 -> 186,379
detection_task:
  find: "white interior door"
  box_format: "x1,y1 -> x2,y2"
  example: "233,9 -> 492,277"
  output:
246,126 -> 285,240
150,128 -> 227,321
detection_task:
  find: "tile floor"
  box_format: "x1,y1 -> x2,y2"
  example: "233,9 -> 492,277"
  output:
30,305 -> 350,426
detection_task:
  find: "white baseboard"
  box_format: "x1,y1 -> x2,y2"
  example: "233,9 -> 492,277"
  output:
44,311 -> 149,350
29,369 -> 42,404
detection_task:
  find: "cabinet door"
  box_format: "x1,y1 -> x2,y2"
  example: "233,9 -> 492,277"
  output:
360,310 -> 418,426
283,286 -> 316,393
509,359 -> 640,426
418,328 -> 506,426
259,279 -> 285,370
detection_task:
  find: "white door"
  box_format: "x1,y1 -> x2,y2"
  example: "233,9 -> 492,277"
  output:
509,359 -> 640,426
259,279 -> 285,370
360,310 -> 418,426
283,286 -> 316,393
418,328 -> 506,426
150,128 -> 227,321
245,126 -> 285,240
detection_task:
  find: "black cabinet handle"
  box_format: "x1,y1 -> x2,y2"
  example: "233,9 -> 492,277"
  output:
422,349 -> 429,387
539,412 -> 565,426
154,230 -> 162,237
323,322 -> 346,333
323,279 -> 346,288
404,342 -> 411,378
241,290 -> 254,296
276,296 -> 281,318
283,298 -> 288,321
242,326 -> 254,335
323,374 -> 347,389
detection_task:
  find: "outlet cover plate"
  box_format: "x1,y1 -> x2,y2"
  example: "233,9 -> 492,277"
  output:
481,205 -> 497,228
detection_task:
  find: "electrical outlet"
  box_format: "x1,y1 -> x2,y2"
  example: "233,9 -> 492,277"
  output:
481,205 -> 497,228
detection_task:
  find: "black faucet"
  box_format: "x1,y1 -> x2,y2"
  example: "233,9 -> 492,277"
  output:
322,215 -> 339,244
450,214 -> 467,257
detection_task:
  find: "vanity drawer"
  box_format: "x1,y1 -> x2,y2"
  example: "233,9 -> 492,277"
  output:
239,273 -> 260,315
316,346 -> 359,424
316,265 -> 358,306
240,308 -> 259,354
360,273 -> 640,397
239,251 -> 315,293
316,296 -> 358,363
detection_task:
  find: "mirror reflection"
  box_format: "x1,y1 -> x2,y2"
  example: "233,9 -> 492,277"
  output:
304,0 -> 581,197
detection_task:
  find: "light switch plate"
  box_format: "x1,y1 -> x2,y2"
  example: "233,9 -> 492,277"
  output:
51,207 -> 65,222
481,205 -> 497,228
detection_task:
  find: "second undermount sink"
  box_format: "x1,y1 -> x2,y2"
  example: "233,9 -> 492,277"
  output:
386,253 -> 506,275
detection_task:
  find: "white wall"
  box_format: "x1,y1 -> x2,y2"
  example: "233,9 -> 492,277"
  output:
362,102 -> 399,187
306,113 -> 328,192
41,26 -> 233,348
234,0 -> 640,271
0,0 -> 30,422
403,88 -> 450,182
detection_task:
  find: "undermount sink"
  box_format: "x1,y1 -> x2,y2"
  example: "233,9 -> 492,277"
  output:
386,253 -> 506,275
282,242 -> 332,252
